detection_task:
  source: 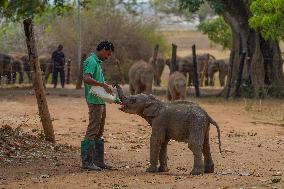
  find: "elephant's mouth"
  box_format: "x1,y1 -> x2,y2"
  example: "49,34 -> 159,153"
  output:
119,103 -> 128,112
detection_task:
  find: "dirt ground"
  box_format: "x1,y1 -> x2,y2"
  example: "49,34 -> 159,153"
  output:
0,87 -> 283,189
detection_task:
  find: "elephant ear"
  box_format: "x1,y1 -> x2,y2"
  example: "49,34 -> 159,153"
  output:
143,102 -> 160,118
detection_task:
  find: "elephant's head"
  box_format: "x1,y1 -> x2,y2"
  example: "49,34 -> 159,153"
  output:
140,68 -> 154,94
114,83 -> 161,117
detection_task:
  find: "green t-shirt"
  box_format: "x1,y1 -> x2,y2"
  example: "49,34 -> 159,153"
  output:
83,53 -> 105,105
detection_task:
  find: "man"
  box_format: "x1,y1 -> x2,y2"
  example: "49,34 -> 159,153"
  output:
51,44 -> 65,88
81,41 -> 114,171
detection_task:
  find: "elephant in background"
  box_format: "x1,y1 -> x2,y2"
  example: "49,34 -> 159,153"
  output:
177,53 -> 216,86
9,53 -> 27,84
0,53 -> 13,84
0,53 -> 25,84
115,84 -> 222,175
128,60 -> 154,95
166,59 -> 186,101
149,53 -> 166,86
38,53 -> 53,84
167,71 -> 187,101
207,59 -> 228,86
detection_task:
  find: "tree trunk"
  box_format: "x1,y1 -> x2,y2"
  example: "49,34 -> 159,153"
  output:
23,18 -> 55,142
219,0 -> 284,98
75,53 -> 85,89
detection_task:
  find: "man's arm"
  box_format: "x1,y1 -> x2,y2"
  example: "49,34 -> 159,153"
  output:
83,74 -> 113,94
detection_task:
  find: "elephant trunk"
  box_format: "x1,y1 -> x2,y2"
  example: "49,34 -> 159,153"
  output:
113,83 -> 126,103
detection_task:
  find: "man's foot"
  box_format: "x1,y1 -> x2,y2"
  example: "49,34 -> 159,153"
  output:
82,163 -> 102,171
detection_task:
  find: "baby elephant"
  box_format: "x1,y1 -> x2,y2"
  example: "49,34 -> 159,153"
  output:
167,71 -> 187,101
115,84 -> 221,175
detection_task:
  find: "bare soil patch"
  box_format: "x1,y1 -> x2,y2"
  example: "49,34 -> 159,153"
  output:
0,89 -> 283,189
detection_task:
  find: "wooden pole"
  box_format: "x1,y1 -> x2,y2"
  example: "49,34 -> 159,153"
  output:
152,44 -> 159,86
76,53 -> 86,89
170,43 -> 177,74
23,18 -> 55,142
192,44 -> 200,97
66,59 -> 71,84
75,0 -> 82,89
235,50 -> 246,97
225,50 -> 235,99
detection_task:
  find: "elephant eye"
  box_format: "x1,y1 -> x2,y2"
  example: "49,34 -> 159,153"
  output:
130,98 -> 136,104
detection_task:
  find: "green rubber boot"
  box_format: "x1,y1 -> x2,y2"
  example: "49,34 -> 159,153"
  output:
93,139 -> 112,169
81,140 -> 102,171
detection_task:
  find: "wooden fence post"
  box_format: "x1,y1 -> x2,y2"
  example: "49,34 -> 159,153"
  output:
170,43 -> 177,74
66,59 -> 71,84
192,44 -> 200,97
152,44 -> 159,86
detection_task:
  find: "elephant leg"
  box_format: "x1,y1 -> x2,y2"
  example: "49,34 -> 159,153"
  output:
203,126 -> 214,173
158,139 -> 169,172
210,78 -> 214,86
12,72 -> 16,84
167,89 -> 172,101
153,75 -> 158,86
146,134 -> 162,172
205,78 -> 209,86
219,73 -> 225,87
6,72 -> 12,84
187,74 -> 191,86
134,87 -> 142,95
157,78 -> 161,87
129,84 -> 135,95
19,71 -> 24,84
188,129 -> 204,175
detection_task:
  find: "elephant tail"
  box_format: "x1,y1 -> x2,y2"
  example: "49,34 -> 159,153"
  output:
209,117 -> 222,153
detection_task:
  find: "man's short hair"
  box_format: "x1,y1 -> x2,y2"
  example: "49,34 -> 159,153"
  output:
96,41 -> 114,52
58,44 -> 63,49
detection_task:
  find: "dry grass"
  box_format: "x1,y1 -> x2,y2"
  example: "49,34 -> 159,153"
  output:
242,98 -> 284,126
161,30 -> 230,59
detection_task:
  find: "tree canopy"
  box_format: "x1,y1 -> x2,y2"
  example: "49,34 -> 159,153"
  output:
198,16 -> 231,49
249,0 -> 284,41
0,0 -> 73,20
179,0 -> 284,41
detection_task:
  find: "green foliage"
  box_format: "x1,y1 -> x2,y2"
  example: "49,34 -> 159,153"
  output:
179,0 -> 224,14
198,16 -> 232,49
0,0 -> 73,20
249,0 -> 284,41
150,0 -> 193,19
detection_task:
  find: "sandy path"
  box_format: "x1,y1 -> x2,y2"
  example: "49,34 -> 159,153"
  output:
0,94 -> 283,189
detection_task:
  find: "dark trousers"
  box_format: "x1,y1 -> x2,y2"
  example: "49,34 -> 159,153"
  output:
84,104 -> 106,140
52,68 -> 65,87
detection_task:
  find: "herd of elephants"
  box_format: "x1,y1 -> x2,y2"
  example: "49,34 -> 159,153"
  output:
0,51 -> 228,101
129,53 -> 228,101
0,52 -> 54,85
